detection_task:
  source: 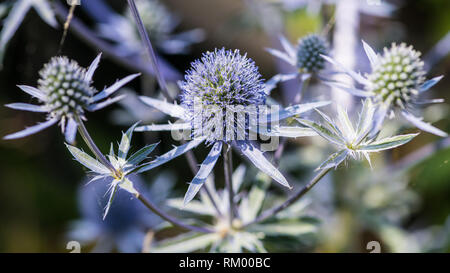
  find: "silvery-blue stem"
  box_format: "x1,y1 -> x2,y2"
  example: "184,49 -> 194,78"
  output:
126,0 -> 172,100
223,144 -> 235,225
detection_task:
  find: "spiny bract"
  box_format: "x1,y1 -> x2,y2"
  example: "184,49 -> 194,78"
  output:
366,43 -> 426,109
38,56 -> 95,119
296,34 -> 329,73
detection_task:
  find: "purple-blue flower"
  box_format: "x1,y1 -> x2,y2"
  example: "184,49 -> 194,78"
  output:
134,48 -> 330,205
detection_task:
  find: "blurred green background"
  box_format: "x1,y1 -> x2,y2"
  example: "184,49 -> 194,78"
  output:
0,0 -> 449,252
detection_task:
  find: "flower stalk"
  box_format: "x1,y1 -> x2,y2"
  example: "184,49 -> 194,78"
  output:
126,0 -> 172,100
74,114 -> 118,176
223,143 -> 235,225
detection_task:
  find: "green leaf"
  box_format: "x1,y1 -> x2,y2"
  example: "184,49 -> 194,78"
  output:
66,144 -> 110,174
127,142 -> 159,165
118,122 -> 140,160
359,134 -> 418,152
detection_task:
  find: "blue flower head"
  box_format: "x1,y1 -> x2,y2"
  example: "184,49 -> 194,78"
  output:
179,48 -> 266,143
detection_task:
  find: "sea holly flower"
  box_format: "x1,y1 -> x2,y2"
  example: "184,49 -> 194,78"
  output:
322,41 -> 448,137
3,54 -> 140,143
0,0 -> 57,66
149,168 -> 318,253
297,99 -> 419,170
264,34 -> 330,94
135,48 -> 329,205
97,0 -> 204,56
66,123 -> 159,219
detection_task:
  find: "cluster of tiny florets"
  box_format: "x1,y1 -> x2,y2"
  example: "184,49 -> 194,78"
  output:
126,0 -> 173,42
296,34 -> 329,73
180,48 -> 265,143
38,56 -> 95,119
366,43 -> 426,109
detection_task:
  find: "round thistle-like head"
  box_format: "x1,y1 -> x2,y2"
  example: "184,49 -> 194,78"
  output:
126,0 -> 173,42
296,34 -> 329,73
366,43 -> 426,109
38,56 -> 95,119
180,48 -> 265,143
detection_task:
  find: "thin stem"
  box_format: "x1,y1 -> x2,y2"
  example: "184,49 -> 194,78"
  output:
74,115 -> 118,176
136,192 -> 213,233
58,3 -> 77,55
243,167 -> 331,228
126,0 -> 172,100
223,144 -> 235,225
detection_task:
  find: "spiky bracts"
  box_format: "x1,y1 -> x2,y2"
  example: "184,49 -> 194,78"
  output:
38,56 -> 95,119
366,43 -> 425,110
180,48 -> 265,143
